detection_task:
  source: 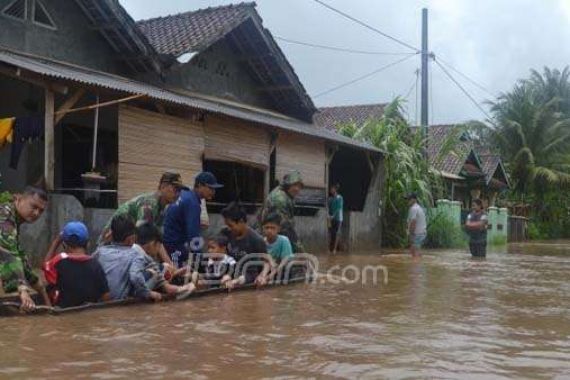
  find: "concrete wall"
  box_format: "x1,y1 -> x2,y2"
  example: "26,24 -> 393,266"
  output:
346,159 -> 384,252
0,0 -> 127,74
164,38 -> 275,111
18,194 -> 115,266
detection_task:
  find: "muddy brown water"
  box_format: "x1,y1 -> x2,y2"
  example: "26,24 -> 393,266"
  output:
2,242 -> 570,379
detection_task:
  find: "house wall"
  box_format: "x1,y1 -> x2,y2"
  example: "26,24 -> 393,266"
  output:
346,158 -> 384,252
276,132 -> 326,188
204,114 -> 271,168
117,105 -> 204,203
0,0 -> 128,74
164,38 -> 274,110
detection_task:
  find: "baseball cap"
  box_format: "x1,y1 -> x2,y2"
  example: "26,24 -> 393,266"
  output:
282,170 -> 304,187
195,171 -> 224,189
61,221 -> 89,246
160,171 -> 188,190
404,192 -> 418,200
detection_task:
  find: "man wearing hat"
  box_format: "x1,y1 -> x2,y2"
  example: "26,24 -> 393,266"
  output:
163,171 -> 223,268
405,192 -> 427,258
258,170 -> 305,253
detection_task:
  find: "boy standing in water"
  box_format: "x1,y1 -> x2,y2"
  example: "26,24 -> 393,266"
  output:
465,199 -> 488,258
405,193 -> 427,258
262,213 -> 293,279
43,222 -> 110,308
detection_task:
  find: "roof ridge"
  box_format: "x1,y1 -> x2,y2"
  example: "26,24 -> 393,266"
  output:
318,102 -> 388,111
136,2 -> 256,25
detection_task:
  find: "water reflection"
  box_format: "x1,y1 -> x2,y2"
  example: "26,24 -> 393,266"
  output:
1,243 -> 570,379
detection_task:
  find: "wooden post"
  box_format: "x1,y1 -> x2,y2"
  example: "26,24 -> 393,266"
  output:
44,89 -> 55,191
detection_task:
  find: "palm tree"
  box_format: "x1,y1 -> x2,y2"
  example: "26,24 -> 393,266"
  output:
490,77 -> 570,197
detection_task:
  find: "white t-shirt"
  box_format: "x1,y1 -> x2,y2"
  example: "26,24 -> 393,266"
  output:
407,203 -> 427,235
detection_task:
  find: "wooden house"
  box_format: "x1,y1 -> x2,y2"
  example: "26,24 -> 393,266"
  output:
0,1 -> 384,255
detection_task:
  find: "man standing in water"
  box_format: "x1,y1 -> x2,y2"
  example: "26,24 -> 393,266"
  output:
258,171 -> 305,253
465,199 -> 488,258
328,184 -> 343,255
163,172 -> 223,268
0,185 -> 50,311
405,193 -> 427,258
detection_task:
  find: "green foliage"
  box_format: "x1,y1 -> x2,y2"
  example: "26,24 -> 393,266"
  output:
0,191 -> 11,203
338,97 -> 461,247
489,235 -> 508,246
490,66 -> 570,198
424,211 -> 467,249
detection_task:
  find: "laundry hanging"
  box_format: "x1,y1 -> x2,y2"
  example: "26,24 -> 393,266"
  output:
10,116 -> 44,169
0,117 -> 15,147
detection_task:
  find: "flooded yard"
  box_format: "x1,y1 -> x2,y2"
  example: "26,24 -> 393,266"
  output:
1,242 -> 570,379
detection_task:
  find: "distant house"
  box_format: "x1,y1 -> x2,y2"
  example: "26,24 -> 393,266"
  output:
314,103 -> 510,208
0,1 -> 384,254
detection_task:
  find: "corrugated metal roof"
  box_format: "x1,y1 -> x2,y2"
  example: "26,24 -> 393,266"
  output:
0,47 -> 381,154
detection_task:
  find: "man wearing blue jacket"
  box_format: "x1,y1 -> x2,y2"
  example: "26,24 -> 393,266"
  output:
163,172 -> 223,268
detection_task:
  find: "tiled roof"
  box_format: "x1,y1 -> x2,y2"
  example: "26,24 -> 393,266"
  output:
137,2 -> 254,56
313,103 -> 387,131
479,154 -> 509,188
136,2 -> 316,122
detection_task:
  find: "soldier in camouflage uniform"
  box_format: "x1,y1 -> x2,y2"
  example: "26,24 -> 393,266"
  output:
258,171 -> 305,253
99,172 -> 186,241
0,187 -> 49,311
98,172 -> 187,267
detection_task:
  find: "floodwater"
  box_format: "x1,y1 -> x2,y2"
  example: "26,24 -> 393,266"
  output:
2,242 -> 570,379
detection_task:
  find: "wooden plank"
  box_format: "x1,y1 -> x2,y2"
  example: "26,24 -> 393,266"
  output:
204,115 -> 271,168
54,89 -> 86,125
276,132 -> 326,188
44,89 -> 55,190
55,94 -> 145,116
118,105 -> 205,203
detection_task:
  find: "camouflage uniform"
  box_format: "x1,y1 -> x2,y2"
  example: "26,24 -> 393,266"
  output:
258,171 -> 305,253
101,192 -> 166,241
0,194 -> 39,294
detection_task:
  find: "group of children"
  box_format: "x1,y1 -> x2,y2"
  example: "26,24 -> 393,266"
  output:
42,202 -> 297,309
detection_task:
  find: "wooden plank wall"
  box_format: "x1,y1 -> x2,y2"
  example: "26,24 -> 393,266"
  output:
118,105 -> 204,203
204,115 -> 271,168
276,132 -> 326,188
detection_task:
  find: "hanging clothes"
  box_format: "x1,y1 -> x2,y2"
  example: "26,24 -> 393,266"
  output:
0,117 -> 15,147
10,116 -> 44,169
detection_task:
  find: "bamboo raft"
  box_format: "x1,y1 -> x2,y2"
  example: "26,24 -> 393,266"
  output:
0,276 -> 312,317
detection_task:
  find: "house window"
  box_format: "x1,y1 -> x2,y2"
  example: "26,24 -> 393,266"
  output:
203,160 -> 265,214
2,0 -> 27,20
32,0 -> 56,29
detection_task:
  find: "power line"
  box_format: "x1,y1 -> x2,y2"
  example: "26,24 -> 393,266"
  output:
275,36 -> 412,56
314,53 -> 417,98
435,55 -> 496,98
402,70 -> 419,124
434,59 -> 494,121
404,70 -> 419,99
311,0 -> 420,53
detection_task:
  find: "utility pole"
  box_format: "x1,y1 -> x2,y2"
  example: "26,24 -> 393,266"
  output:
421,8 -> 429,149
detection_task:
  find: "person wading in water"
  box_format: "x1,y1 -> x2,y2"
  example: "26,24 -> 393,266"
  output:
258,171 -> 305,253
465,199 -> 488,258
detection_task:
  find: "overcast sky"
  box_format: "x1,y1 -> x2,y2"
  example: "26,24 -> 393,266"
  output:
120,0 -> 570,125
